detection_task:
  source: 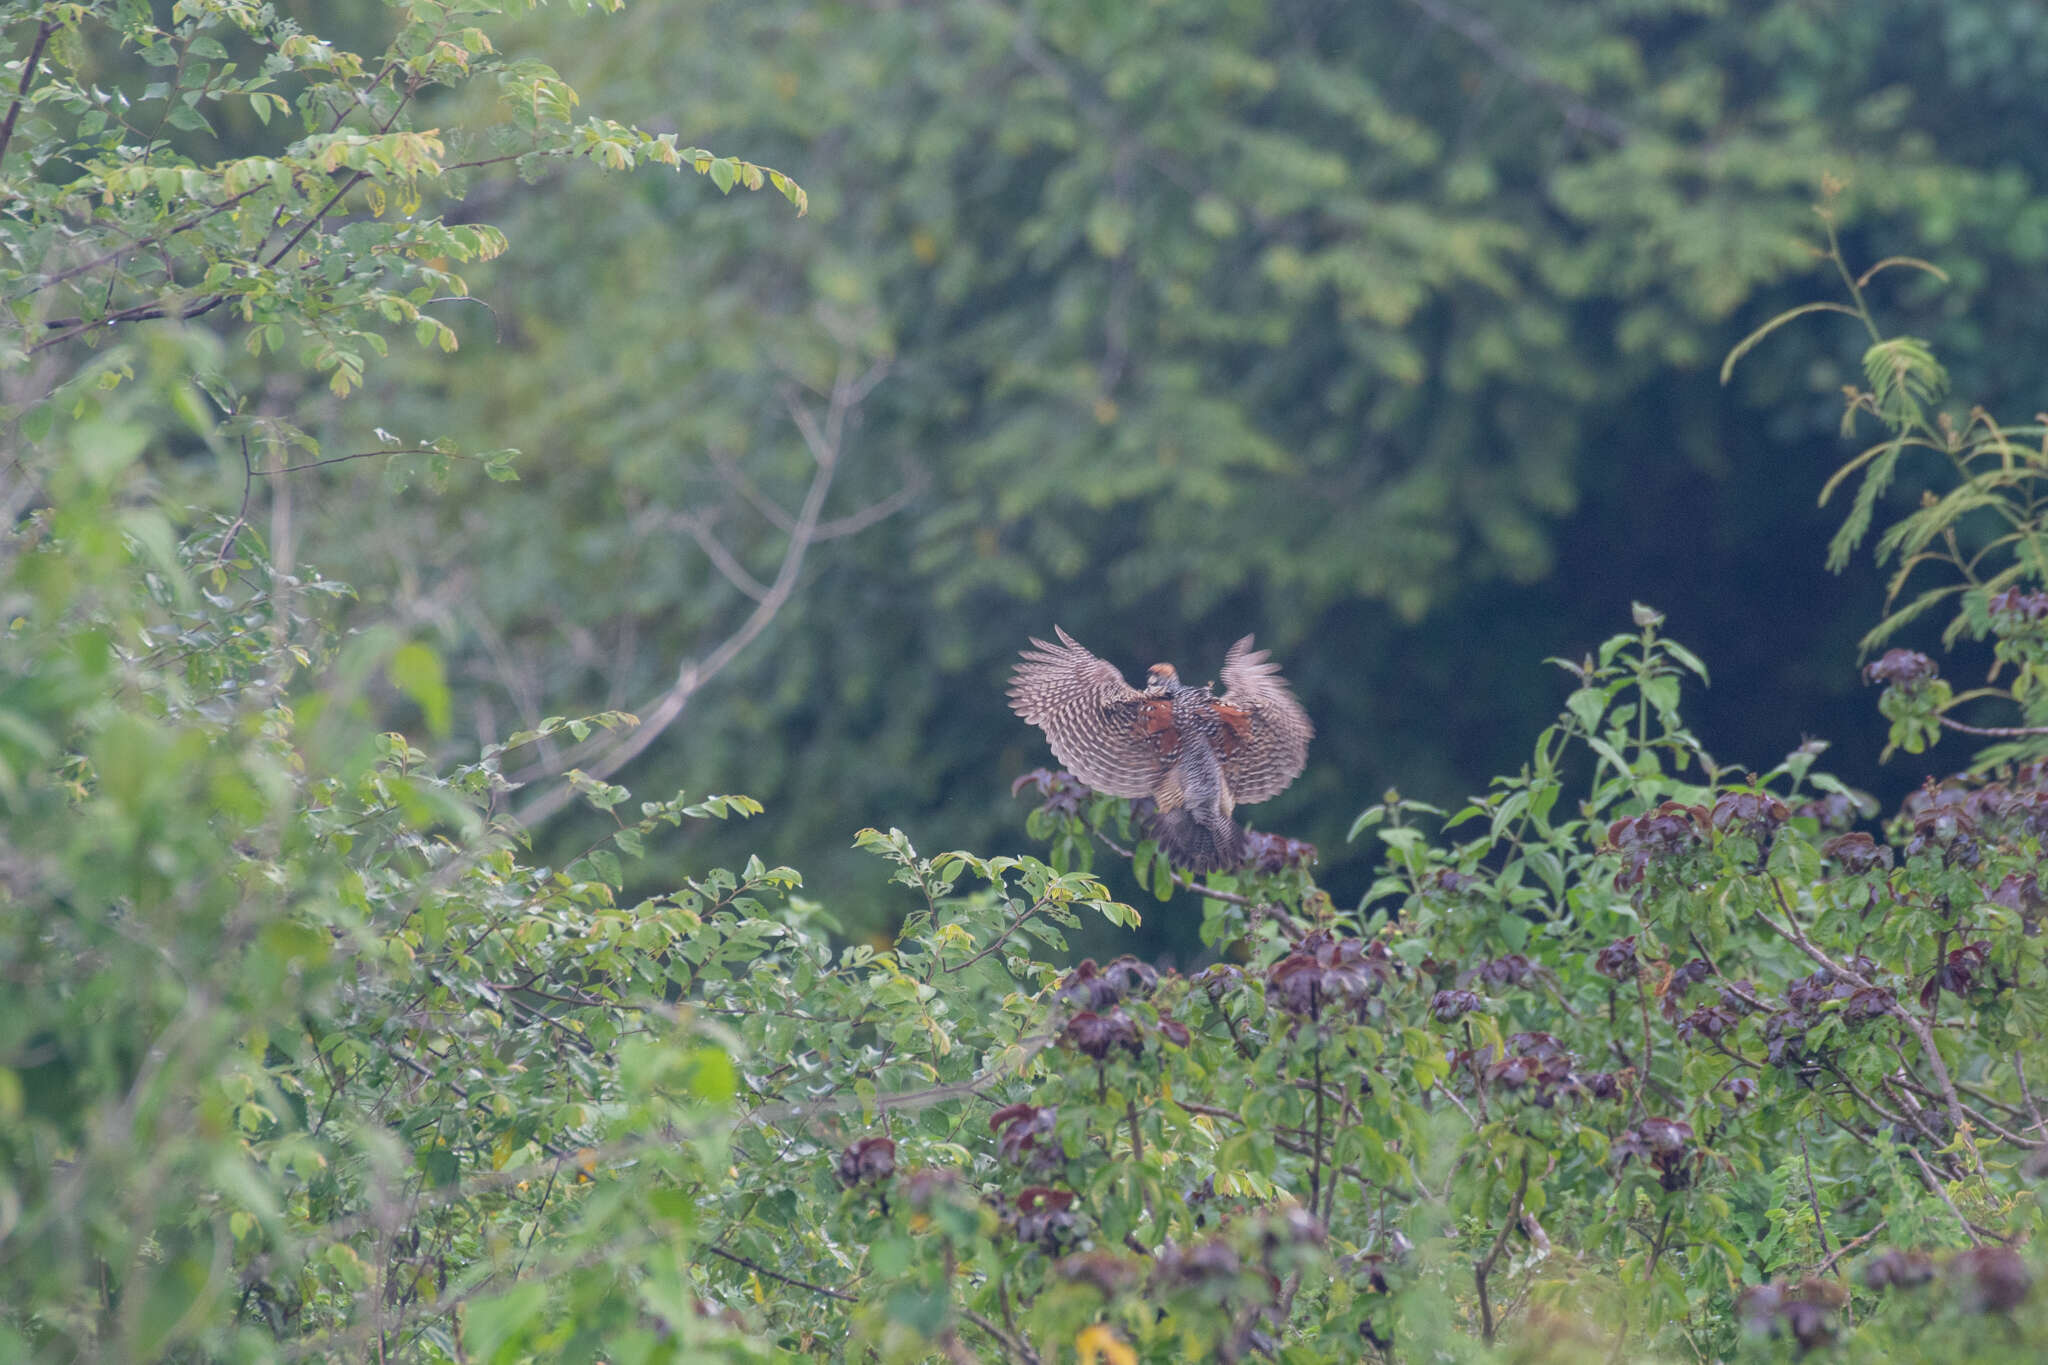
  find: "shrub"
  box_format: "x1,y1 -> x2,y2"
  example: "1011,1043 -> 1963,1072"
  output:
6,4 -> 2048,1355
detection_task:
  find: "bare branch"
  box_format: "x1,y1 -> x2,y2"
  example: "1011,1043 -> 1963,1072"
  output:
707,444 -> 796,532
666,509 -> 769,601
31,290 -> 232,351
1475,1153 -> 1531,1344
1395,0 -> 1631,144
509,349 -> 892,825
1906,1147 -> 1984,1247
1757,875 -> 1981,1173
0,20 -> 57,172
215,436 -> 257,568
2017,1051 -> 2047,1137
813,462 -> 927,540
252,446 -> 471,475
962,1306 -> 1041,1365
703,1245 -> 857,1303
1799,1126 -> 1833,1266
709,443 -> 922,542
265,88 -> 416,269
1812,1220 -> 1887,1279
1938,714 -> 2048,738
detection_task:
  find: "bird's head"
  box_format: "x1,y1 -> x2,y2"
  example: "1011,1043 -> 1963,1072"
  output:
1146,662 -> 1179,692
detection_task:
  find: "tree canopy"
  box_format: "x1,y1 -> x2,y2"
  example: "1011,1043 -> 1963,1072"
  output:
10,1 -> 2048,1361
295,0 -> 2048,914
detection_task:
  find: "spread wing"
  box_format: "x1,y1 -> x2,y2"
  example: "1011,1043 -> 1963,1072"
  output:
1008,627 -> 1172,798
1215,635 -> 1312,803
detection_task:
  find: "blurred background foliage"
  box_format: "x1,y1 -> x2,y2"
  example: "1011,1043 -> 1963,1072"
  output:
16,1 -> 2048,1358
242,0 -> 2048,926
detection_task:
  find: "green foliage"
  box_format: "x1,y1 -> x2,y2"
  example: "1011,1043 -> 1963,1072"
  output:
679,609 -> 2046,1362
13,2 -> 2048,1361
0,2 -> 806,1358
1,0 -> 799,404
1731,200 -> 2048,765
18,460 -> 2048,1361
2,514 -> 771,1359
300,0 -> 2048,910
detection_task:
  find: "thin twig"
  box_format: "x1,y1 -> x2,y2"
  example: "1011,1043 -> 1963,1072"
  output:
703,1244 -> 857,1302
1434,1083 -> 1482,1131
216,436 -> 257,567
2017,1052 -> 2047,1136
811,468 -> 926,540
12,188 -> 263,299
1309,1033 -> 1326,1215
942,897 -> 1054,975
1812,1220 -> 1886,1279
0,20 -> 57,171
1937,714 -> 2048,737
510,349 -> 891,825
251,446 -> 461,476
1883,1071 -> 2046,1147
1090,829 -> 1254,907
1173,1097 -> 1243,1124
1820,1057 -> 1908,1128
31,290 -> 232,350
1905,1147 -> 1983,1247
962,1305 -> 1040,1364
264,90 -> 417,268
1757,874 -> 1979,1171
706,444 -> 797,531
668,509 -> 769,601
1798,1126 -> 1833,1265
1394,0 -> 1631,144
1475,1154 -> 1531,1344
1633,976 -> 1655,1123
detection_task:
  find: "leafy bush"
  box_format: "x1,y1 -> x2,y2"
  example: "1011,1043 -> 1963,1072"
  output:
7,4 -> 2048,1361
1728,200 -> 2048,770
685,604 -> 2048,1362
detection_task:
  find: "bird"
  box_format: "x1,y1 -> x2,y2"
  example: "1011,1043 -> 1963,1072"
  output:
1008,628 -> 1312,872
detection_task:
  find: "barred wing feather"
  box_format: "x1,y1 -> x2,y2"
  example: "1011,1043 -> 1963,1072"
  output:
1216,634 -> 1312,804
1007,627 -> 1168,798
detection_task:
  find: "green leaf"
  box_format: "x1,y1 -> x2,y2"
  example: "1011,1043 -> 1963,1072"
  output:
583,848 -> 623,886
1565,687 -> 1607,734
463,1282 -> 548,1364
1640,672 -> 1680,721
387,641 -> 452,737
683,1045 -> 737,1103
1720,300 -> 1864,385
70,416 -> 149,484
1662,639 -> 1710,683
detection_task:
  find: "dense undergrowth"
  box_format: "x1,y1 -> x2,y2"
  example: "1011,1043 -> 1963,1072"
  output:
8,4 -> 2048,1362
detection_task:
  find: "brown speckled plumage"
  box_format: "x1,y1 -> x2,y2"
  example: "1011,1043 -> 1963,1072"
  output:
1008,628 -> 1312,872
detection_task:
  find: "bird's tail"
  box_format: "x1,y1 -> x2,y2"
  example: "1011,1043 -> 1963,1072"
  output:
1149,806 -> 1246,873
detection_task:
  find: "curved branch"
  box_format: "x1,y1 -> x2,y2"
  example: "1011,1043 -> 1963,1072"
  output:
1475,1154 -> 1531,1344
1938,714 -> 2048,738
1758,875 -> 1979,1170
942,896 -> 1054,975
703,1245 -> 856,1302
1090,830 -> 1253,908
0,20 -> 56,171
510,350 -> 891,826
